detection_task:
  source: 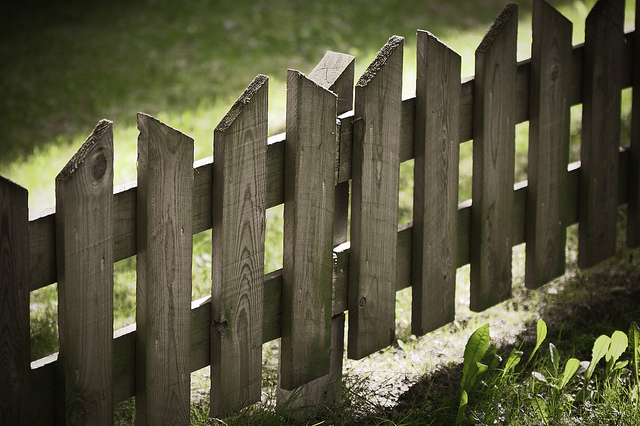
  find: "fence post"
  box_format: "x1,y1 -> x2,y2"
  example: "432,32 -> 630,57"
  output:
136,113 -> 193,425
412,31 -> 461,335
470,4 -> 518,312
627,0 -> 640,247
349,35 -> 403,359
210,74 -> 268,418
0,177 -> 30,425
578,0 -> 625,267
525,0 -> 573,289
280,69 -> 337,394
55,120 -> 114,424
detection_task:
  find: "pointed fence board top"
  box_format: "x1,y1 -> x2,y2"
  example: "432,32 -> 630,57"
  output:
216,74 -> 268,133
357,35 -> 404,87
56,119 -> 113,184
476,3 -> 519,54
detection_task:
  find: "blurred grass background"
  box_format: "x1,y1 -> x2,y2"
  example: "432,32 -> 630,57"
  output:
1,1 -> 636,418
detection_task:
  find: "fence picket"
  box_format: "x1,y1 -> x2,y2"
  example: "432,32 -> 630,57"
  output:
412,31 -> 461,335
280,69 -> 337,390
277,51 -> 354,412
525,0 -> 573,289
55,120 -> 114,424
210,74 -> 268,417
578,0 -> 625,268
349,35 -> 403,359
309,50 -> 355,247
0,177 -> 30,425
136,113 -> 193,425
470,4 -> 518,312
627,0 -> 640,247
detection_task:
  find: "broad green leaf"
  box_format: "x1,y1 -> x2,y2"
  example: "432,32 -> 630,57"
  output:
606,330 -> 628,376
560,358 -> 580,389
465,362 -> 489,392
549,342 -> 560,378
531,396 -> 549,423
461,324 -> 490,391
528,319 -> 547,364
456,390 -> 469,426
502,349 -> 523,378
585,335 -> 611,381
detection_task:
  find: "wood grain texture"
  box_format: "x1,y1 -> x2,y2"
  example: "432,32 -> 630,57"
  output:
412,31 -> 461,335
280,70 -> 337,390
0,177 -> 30,425
348,36 -> 403,359
309,50 -> 355,248
525,0 -> 572,289
627,4 -> 640,247
55,120 -> 114,425
470,3 -> 518,312
27,148 -> 634,423
136,113 -> 193,425
210,74 -> 268,417
578,0 -> 625,268
24,32 -> 636,293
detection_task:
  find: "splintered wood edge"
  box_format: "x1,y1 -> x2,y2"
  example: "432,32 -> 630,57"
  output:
215,74 -> 269,133
356,35 -> 404,87
476,3 -> 518,54
56,119 -> 112,183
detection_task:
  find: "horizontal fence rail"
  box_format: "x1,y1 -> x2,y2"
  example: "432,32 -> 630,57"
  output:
1,0 -> 638,423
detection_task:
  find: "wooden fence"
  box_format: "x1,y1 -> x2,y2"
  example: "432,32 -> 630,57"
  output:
1,0 -> 638,423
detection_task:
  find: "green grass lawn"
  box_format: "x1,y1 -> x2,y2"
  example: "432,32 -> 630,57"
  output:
1,0 -> 637,423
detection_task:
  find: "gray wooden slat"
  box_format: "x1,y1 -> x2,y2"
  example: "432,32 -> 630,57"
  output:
578,0 -> 625,267
412,31 -> 461,335
525,0 -> 573,289
280,70 -> 337,390
210,74 -> 268,417
348,36 -> 403,359
0,177 -> 30,425
470,3 -> 518,312
55,120 -> 114,424
136,113 -> 193,425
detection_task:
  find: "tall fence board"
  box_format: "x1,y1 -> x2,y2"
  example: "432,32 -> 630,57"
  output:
0,177 -> 30,425
136,113 -> 193,425
5,1 -> 638,422
55,120 -> 115,424
210,74 -> 268,417
525,0 -> 573,289
280,70 -> 337,390
412,30 -> 460,335
470,3 -> 518,312
349,35 -> 404,359
578,0 -> 625,267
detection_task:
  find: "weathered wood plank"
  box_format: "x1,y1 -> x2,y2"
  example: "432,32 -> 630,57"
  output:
55,120 -> 114,425
470,3 -> 518,312
412,31 -> 461,335
136,113 -> 193,425
525,0 -> 573,289
628,6 -> 640,247
348,36 -> 403,359
210,74 -> 268,417
309,50 -> 355,247
0,177 -> 30,425
578,0 -> 625,268
24,32 -> 636,293
280,70 -> 337,390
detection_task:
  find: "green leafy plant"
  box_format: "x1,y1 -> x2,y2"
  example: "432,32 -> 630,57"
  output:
457,323 -> 491,425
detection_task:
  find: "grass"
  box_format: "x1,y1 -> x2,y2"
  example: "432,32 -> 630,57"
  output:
2,0 -> 637,423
